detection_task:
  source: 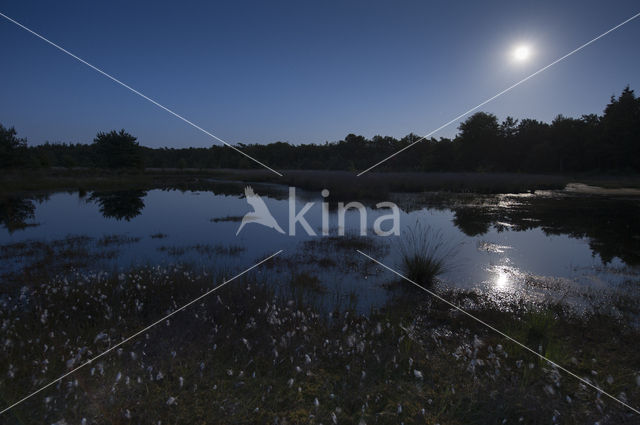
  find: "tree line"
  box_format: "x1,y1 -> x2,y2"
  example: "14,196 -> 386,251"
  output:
1,86 -> 638,173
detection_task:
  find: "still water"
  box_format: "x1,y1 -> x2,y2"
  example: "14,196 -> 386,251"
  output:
1,183 -> 639,311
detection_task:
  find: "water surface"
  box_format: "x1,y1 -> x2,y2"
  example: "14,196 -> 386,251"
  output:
1,184 -> 638,311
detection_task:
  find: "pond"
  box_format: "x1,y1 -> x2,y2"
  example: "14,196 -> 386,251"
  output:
1,182 -> 639,312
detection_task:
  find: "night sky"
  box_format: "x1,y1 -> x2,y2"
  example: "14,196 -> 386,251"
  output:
1,0 -> 639,148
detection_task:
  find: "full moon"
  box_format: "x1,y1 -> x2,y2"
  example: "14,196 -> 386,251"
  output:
513,45 -> 531,61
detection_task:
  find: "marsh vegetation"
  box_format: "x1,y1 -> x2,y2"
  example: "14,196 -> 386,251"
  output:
0,258 -> 639,424
397,223 -> 457,287
0,180 -> 639,424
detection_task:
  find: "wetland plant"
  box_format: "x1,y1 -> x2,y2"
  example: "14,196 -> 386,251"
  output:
397,222 -> 456,287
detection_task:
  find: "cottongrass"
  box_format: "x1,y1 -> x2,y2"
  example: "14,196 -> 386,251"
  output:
0,263 -> 638,424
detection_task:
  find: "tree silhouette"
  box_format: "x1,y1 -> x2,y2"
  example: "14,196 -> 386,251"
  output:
93,129 -> 143,169
4,86 -> 639,173
456,112 -> 501,171
601,86 -> 640,170
0,124 -> 27,168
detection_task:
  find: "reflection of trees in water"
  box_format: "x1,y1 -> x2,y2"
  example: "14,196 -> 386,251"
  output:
450,196 -> 640,266
89,190 -> 147,221
452,208 -> 492,237
0,196 -> 38,233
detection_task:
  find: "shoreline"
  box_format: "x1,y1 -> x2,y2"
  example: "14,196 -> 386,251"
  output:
3,168 -> 640,197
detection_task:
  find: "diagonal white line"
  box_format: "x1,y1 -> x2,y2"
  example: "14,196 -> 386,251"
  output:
0,250 -> 283,416
0,11 -> 283,177
357,11 -> 640,176
356,249 -> 640,415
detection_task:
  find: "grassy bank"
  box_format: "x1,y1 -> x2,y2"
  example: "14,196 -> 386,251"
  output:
4,168 -> 640,198
0,260 -> 639,424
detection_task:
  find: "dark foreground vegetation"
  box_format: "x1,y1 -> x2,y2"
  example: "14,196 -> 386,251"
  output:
0,254 -> 639,424
1,86 -> 639,174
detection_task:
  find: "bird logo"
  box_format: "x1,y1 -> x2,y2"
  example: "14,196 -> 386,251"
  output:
236,186 -> 285,235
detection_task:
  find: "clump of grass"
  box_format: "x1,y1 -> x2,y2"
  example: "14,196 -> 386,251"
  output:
289,271 -> 327,294
192,243 -> 245,256
96,234 -> 141,247
0,236 -> 119,286
157,243 -> 245,257
210,215 -> 243,223
302,234 -> 386,255
397,223 -> 456,287
522,308 -> 557,353
315,257 -> 337,268
150,232 -> 168,239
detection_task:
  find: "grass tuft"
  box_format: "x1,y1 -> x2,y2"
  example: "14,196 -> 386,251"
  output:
397,222 -> 456,287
